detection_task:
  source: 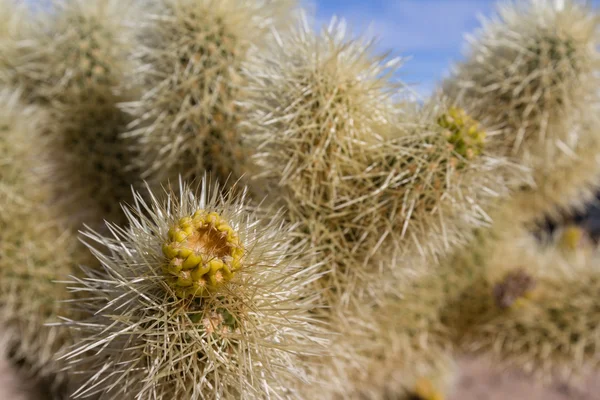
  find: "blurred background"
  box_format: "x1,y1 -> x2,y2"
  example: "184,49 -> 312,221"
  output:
316,1 -> 600,399
316,0 -> 600,99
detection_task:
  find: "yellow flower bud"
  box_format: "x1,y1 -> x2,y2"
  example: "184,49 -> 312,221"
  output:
162,210 -> 244,298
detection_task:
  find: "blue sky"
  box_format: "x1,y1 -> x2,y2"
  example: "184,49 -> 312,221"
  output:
313,0 -> 600,98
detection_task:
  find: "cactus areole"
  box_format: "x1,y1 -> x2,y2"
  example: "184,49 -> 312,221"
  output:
162,210 -> 244,298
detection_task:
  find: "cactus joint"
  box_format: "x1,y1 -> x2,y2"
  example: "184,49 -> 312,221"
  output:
493,269 -> 536,309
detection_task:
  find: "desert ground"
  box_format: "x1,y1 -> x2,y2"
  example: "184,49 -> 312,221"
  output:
451,357 -> 599,400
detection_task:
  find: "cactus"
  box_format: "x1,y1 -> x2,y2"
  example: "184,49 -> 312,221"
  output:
0,90 -> 84,397
453,228 -> 600,382
240,14 -> 402,298
62,178 -> 326,399
0,0 -> 139,229
241,15 -> 514,305
1,0 -> 600,398
444,0 -> 600,224
123,0 -> 296,191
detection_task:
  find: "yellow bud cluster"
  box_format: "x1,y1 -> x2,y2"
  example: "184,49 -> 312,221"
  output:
437,107 -> 486,161
161,210 -> 244,298
558,225 -> 587,251
413,377 -> 444,400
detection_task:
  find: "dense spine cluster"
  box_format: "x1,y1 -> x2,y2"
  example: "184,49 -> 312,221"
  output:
62,180 -> 326,399
242,16 -> 511,306
444,0 -> 600,224
123,0 -> 296,190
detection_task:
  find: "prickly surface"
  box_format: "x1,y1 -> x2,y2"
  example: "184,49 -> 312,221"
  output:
0,90 -> 82,397
444,0 -> 600,224
124,0 -> 296,190
0,0 -> 139,229
63,179 -> 327,399
445,0 -> 598,157
243,16 -> 513,304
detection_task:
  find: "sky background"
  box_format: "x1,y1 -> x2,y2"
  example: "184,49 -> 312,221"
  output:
313,0 -> 600,98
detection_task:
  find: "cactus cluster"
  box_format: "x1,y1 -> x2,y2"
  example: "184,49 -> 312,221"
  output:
1,0 -> 600,399
241,15 -> 512,305
0,0 -> 139,229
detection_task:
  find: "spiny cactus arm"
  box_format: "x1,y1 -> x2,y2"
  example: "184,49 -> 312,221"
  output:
443,0 -> 600,226
7,0 -> 143,229
241,14 -> 511,301
444,0 -> 598,153
122,0 -> 297,190
451,229 -> 600,382
0,0 -> 138,104
240,13 -> 409,299
0,89 -> 84,396
61,178 -> 328,399
372,101 -> 515,264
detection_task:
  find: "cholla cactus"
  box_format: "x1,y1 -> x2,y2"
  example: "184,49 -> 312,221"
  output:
240,14 -> 401,295
242,15 -> 513,304
0,90 -> 82,396
444,0 -> 600,224
371,101 -> 513,262
454,228 -> 600,382
0,0 -> 139,228
123,0 -> 296,190
325,221 -> 600,398
1,0 -> 135,103
311,267 -> 458,400
62,178 -> 326,399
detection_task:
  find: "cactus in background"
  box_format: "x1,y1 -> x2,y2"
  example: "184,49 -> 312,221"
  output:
0,90 -> 83,397
62,178 -> 326,399
320,221 -> 600,399
444,0 -> 600,224
1,0 -> 134,104
310,265 -> 458,400
452,227 -> 600,383
0,0 -> 139,229
123,0 -> 296,191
